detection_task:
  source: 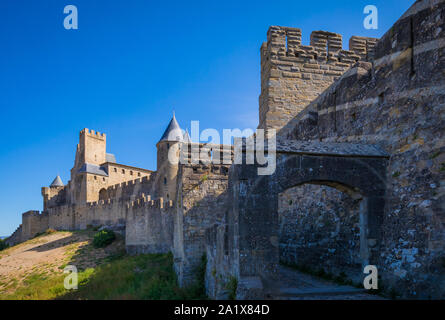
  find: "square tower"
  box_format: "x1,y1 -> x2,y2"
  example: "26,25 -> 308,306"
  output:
78,128 -> 107,165
258,26 -> 377,133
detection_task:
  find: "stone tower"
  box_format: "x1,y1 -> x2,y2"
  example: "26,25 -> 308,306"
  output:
69,129 -> 109,205
41,175 -> 66,211
258,26 -> 377,133
156,114 -> 183,201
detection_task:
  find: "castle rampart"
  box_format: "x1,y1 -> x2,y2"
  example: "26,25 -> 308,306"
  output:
258,26 -> 377,132
5,0 -> 444,300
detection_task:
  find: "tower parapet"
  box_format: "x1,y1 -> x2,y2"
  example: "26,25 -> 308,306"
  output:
258,26 -> 378,132
78,128 -> 107,166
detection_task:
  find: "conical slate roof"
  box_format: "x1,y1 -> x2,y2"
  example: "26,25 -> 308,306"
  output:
183,129 -> 191,143
159,113 -> 183,143
50,175 -> 64,187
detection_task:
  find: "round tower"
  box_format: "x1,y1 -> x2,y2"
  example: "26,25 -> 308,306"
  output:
156,113 -> 184,200
41,175 -> 65,211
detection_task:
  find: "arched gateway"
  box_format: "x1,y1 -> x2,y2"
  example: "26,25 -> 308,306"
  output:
227,141 -> 389,297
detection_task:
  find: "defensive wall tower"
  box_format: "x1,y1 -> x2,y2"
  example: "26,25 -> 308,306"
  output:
156,114 -> 184,201
258,26 -> 378,132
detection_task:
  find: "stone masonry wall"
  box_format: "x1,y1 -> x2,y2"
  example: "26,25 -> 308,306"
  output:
205,220 -> 231,299
100,175 -> 157,202
277,0 -> 445,298
278,185 -> 362,282
21,211 -> 49,242
258,26 -> 377,131
125,197 -> 175,254
15,195 -> 175,256
174,163 -> 230,287
5,225 -> 22,246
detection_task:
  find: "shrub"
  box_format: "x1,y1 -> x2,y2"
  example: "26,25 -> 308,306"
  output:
226,276 -> 238,300
0,238 -> 9,251
92,230 -> 116,248
182,254 -> 208,299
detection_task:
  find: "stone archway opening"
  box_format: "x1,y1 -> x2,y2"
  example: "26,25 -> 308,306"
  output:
278,182 -> 365,284
99,188 -> 108,201
229,147 -> 388,299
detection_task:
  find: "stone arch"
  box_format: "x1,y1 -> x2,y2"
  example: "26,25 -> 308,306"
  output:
230,152 -> 388,285
278,181 -> 363,281
99,188 -> 108,201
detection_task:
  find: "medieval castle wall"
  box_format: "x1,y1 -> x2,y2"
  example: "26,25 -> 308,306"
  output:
173,143 -> 233,287
268,0 -> 445,298
258,26 -> 377,131
126,197 -> 175,254
5,0 -> 444,300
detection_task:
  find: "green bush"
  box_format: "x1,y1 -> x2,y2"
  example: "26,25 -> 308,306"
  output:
185,254 -> 207,299
92,230 -> 116,248
0,238 -> 9,251
226,276 -> 238,300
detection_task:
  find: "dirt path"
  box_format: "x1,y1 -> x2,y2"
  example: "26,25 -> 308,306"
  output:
0,231 -> 124,296
264,265 -> 385,300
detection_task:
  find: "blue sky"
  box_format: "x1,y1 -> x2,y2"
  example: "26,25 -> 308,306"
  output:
0,0 -> 414,235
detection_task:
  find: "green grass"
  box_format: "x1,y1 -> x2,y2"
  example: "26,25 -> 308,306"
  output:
226,276 -> 238,300
2,252 -> 206,300
62,252 -> 205,300
33,228 -> 58,239
392,171 -> 401,178
92,230 -> 116,248
1,231 -> 207,300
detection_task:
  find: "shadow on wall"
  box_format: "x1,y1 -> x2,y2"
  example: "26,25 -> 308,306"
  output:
278,184 -> 363,283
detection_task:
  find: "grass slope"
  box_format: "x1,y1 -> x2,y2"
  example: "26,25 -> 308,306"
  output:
0,231 -> 205,300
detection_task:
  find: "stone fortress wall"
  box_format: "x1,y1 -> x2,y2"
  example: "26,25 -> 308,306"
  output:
5,0 -> 445,300
205,0 -> 445,299
267,0 -> 445,298
258,26 -> 378,131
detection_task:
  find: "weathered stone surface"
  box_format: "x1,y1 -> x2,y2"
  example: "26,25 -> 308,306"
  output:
6,0 -> 445,301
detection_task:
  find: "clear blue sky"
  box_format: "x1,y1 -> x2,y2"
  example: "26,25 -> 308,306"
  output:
0,0 -> 414,235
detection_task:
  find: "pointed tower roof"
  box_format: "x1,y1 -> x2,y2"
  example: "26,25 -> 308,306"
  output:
50,175 -> 64,187
159,112 -> 183,143
183,129 -> 191,143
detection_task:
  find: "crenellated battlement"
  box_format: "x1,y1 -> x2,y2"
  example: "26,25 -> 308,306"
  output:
80,128 -> 106,140
263,26 -> 377,63
109,175 -> 151,190
22,210 -> 43,218
179,142 -> 234,165
258,26 -> 379,132
86,194 -> 173,211
127,196 -> 174,210
100,174 -> 155,202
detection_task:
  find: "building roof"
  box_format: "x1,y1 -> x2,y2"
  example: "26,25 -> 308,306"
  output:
50,175 -> 64,187
106,153 -> 116,163
77,163 -> 109,177
102,162 -> 154,173
159,113 -> 183,143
